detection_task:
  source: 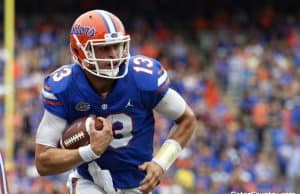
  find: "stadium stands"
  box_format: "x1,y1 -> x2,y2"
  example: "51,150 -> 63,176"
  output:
2,2 -> 300,193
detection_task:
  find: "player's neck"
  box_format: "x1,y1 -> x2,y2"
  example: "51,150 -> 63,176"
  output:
84,70 -> 116,96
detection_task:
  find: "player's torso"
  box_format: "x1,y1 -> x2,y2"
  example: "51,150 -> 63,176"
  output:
43,55 -> 169,188
57,63 -> 154,188
61,63 -> 154,154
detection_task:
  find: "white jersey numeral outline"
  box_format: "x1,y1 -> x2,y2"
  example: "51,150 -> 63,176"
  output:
106,113 -> 134,148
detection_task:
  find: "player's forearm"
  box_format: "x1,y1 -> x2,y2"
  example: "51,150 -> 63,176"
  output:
35,145 -> 83,176
169,105 -> 196,147
152,106 -> 196,171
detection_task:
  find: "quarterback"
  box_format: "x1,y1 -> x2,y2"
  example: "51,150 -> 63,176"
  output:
35,9 -> 196,194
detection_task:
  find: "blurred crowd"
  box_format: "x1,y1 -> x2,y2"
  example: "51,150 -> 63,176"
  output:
2,6 -> 300,194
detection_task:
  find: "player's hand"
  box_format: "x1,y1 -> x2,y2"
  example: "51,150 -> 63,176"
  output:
138,161 -> 163,194
89,117 -> 113,155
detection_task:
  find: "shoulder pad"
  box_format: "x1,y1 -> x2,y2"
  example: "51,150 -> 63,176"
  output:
43,64 -> 74,94
129,55 -> 169,92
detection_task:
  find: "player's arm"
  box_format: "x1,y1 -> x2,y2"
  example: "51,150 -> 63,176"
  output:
35,110 -> 82,175
35,111 -> 113,176
139,89 -> 196,193
35,145 -> 82,175
154,88 -> 196,152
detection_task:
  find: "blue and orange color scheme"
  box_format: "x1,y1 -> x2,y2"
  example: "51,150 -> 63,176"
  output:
69,10 -> 131,79
41,54 -> 170,189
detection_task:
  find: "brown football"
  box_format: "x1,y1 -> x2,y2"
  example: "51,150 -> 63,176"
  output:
59,116 -> 103,149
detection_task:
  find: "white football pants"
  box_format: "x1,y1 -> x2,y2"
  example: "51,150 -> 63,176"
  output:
67,161 -> 146,194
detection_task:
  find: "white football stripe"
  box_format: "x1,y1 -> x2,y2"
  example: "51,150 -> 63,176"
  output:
42,88 -> 57,100
98,10 -> 116,33
158,70 -> 168,87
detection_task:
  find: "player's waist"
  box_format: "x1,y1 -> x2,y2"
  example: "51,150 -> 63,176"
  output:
98,149 -> 152,169
76,164 -> 146,189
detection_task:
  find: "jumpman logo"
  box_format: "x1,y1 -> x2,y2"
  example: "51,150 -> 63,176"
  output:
125,99 -> 134,108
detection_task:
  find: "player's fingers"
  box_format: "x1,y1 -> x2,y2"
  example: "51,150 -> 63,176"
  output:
156,180 -> 161,186
97,117 -> 108,125
141,166 -> 162,193
86,116 -> 96,135
96,116 -> 105,121
140,175 -> 157,193
138,163 -> 148,171
140,175 -> 151,187
140,168 -> 153,185
97,117 -> 112,131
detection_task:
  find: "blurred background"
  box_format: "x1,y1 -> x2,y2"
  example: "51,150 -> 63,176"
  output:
2,0 -> 300,193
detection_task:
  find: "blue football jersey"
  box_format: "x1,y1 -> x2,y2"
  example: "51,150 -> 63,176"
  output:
41,55 -> 170,189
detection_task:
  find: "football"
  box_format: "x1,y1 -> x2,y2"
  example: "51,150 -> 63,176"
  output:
59,115 -> 103,149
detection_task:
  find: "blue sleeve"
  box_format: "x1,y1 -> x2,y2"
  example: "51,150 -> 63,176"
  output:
131,55 -> 170,109
41,66 -> 72,119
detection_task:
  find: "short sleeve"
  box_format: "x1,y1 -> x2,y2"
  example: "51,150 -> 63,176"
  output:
130,55 -> 170,109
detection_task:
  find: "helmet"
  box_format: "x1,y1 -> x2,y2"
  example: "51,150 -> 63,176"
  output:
70,10 -> 130,79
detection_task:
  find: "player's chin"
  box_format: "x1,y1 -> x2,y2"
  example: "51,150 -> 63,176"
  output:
101,62 -> 120,68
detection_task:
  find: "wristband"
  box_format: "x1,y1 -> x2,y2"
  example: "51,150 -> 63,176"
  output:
152,139 -> 182,171
78,144 -> 100,162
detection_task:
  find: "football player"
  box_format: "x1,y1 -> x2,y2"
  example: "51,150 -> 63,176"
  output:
35,10 -> 196,194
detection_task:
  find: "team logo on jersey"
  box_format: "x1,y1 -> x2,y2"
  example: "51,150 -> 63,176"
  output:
75,102 -> 91,111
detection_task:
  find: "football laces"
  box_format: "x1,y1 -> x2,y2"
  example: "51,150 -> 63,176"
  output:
63,131 -> 86,147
